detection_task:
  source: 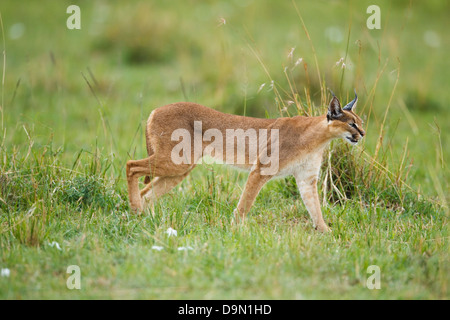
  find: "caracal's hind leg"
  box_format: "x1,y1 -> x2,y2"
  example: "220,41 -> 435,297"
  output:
126,157 -> 153,212
140,170 -> 192,214
143,140 -> 155,185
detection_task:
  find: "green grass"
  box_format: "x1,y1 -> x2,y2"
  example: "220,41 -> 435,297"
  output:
0,0 -> 448,299
0,151 -> 447,299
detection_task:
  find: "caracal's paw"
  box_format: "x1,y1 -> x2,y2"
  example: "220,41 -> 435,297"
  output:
315,224 -> 331,233
129,205 -> 143,215
232,208 -> 246,225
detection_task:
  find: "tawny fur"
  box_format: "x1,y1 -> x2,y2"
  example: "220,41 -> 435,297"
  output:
126,96 -> 365,232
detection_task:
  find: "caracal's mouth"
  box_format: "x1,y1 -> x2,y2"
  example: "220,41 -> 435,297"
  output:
345,136 -> 359,145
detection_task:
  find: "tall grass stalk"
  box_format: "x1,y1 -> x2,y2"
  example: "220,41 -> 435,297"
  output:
81,71 -> 117,158
0,11 -> 6,148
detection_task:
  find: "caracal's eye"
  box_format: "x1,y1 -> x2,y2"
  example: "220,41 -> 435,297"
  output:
350,123 -> 357,129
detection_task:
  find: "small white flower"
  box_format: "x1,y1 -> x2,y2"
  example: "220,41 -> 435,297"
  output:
294,57 -> 303,67
177,246 -> 193,251
257,83 -> 266,93
291,58 -> 303,71
287,47 -> 295,59
341,62 -> 346,69
1,268 -> 10,277
166,227 -> 177,237
218,17 -> 226,26
151,245 -> 164,251
48,241 -> 62,251
335,57 -> 344,67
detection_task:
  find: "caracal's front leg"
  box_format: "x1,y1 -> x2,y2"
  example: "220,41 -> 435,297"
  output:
296,176 -> 330,232
234,169 -> 271,223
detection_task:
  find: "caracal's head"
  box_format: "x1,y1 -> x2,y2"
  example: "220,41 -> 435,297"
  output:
326,92 -> 365,145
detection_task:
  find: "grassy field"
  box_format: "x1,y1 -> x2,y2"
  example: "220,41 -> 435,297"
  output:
0,0 -> 448,299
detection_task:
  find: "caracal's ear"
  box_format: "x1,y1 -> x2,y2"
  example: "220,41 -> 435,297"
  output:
327,96 -> 343,121
343,90 -> 358,111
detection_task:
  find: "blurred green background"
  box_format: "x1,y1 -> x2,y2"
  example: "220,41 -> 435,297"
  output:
0,0 -> 448,199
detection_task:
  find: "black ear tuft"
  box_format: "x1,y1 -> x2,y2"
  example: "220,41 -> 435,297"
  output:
343,90 -> 358,111
327,96 -> 342,121
328,88 -> 336,98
